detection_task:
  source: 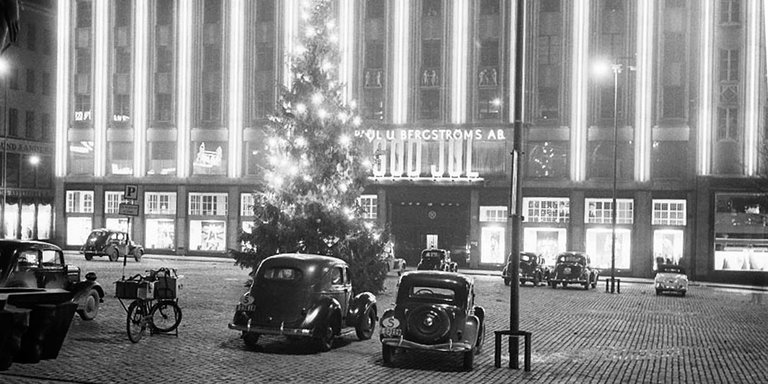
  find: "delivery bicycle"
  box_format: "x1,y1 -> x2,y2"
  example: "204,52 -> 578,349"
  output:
115,268 -> 183,343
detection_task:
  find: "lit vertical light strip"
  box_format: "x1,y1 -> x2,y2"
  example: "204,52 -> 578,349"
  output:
283,0 -> 299,87
634,0 -> 653,182
339,0 -> 354,103
176,0 -> 193,177
93,0 -> 109,177
507,0 -> 517,124
451,0 -> 468,124
54,0 -> 72,177
133,0 -> 148,177
228,0 -> 244,177
392,0 -> 409,124
743,0 -> 760,176
697,0 -> 714,175
570,0 -> 589,181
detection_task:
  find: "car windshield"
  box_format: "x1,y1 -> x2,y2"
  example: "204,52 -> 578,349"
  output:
409,286 -> 455,301
87,231 -> 108,240
658,266 -> 685,274
558,255 -> 584,264
261,267 -> 302,281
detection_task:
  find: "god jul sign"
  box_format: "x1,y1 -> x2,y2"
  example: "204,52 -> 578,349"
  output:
353,128 -> 507,180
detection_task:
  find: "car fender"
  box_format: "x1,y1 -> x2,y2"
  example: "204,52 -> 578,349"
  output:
460,314 -> 481,347
302,296 -> 342,336
346,291 -> 376,327
70,280 -> 104,305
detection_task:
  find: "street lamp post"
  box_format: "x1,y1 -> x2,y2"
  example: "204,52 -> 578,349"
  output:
0,58 -> 8,239
609,63 -> 621,294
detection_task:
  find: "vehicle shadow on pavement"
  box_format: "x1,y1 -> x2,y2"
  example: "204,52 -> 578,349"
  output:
220,335 -> 354,355
375,349 -> 469,372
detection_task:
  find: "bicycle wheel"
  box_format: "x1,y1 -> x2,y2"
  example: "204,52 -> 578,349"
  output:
127,300 -> 148,343
150,300 -> 182,333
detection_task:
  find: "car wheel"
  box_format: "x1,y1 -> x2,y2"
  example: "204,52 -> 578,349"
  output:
316,325 -> 334,352
563,282 -> 568,288
77,289 -> 100,321
406,305 -> 451,344
475,321 -> 485,353
84,253 -> 93,261
243,332 -> 260,349
382,344 -> 394,366
107,248 -> 119,262
533,274 -> 541,287
550,281 -> 556,289
355,306 -> 376,340
462,350 -> 475,371
133,249 -> 143,262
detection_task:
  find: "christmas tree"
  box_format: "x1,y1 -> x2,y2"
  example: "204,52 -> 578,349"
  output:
233,0 -> 389,295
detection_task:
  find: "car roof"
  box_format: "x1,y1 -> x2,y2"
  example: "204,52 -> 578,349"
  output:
0,240 -> 63,272
400,271 -> 473,287
557,251 -> 588,258
261,253 -> 347,268
89,228 -> 125,234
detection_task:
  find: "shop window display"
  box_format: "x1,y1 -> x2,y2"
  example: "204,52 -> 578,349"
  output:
190,220 -> 226,251
714,193 -> 768,271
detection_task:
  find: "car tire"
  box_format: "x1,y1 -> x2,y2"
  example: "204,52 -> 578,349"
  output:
382,344 -> 394,366
107,248 -> 119,262
406,305 -> 451,344
475,321 -> 485,353
133,249 -> 143,262
316,325 -> 334,352
550,281 -> 556,289
243,332 -> 260,349
533,274 -> 541,287
355,306 -> 376,340
77,289 -> 100,321
563,282 -> 568,288
84,253 -> 93,261
462,350 -> 475,371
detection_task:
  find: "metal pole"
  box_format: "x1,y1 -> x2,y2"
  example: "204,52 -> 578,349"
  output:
2,75 -> 6,239
610,64 -> 620,294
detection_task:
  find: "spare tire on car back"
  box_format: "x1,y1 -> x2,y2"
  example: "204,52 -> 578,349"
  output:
405,305 -> 451,344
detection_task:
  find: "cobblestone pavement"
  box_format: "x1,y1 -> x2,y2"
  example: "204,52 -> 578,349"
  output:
1,256 -> 767,384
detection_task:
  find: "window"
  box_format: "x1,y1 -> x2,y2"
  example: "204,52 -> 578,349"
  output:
115,48 -> 131,73
75,94 -> 92,121
108,141 -> 133,175
146,192 -> 177,214
480,206 -> 507,222
585,198 -> 634,224
155,93 -> 172,121
478,90 -> 500,120
25,69 -> 34,93
652,199 -> 686,226
8,108 -> 18,136
719,49 -> 739,82
537,35 -> 561,65
157,0 -> 174,25
717,107 -> 738,140
9,68 -> 18,90
720,0 -> 740,24
76,49 -> 91,74
147,141 -> 176,175
481,0 -> 500,15
204,0 -> 222,24
66,191 -> 94,213
666,0 -> 685,8
538,87 -> 559,119
24,111 -> 34,138
113,94 -> 131,122
423,0 -> 441,16
202,92 -> 221,121
480,40 -> 499,67
257,0 -> 275,22
26,23 -> 36,51
256,43 -> 274,71
366,0 -> 384,19
189,193 -> 228,216
157,47 -> 172,73
41,113 -> 51,141
527,141 -> 568,178
604,0 -> 623,11
104,191 -> 127,214
541,0 -> 560,12
43,28 -> 52,55
358,195 -> 377,220
42,72 -> 51,95
241,194 -> 255,216
663,86 -> 684,118
523,198 -> 570,223
419,89 -> 440,120
77,1 -> 92,28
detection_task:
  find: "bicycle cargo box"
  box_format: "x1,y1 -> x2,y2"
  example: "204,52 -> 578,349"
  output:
137,281 -> 154,300
154,277 -> 177,299
115,280 -> 139,299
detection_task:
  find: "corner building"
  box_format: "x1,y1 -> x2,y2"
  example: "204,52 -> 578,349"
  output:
55,0 -> 767,285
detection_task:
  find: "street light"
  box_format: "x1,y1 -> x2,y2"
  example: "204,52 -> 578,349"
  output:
0,58 -> 9,239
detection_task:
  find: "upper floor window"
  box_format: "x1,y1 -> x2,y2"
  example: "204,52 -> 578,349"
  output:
257,0 -> 275,22
358,195 -> 377,220
104,191 -> 127,214
481,0 -> 500,15
423,0 -> 441,16
189,193 -> 228,216
204,0 -> 222,24
541,0 -> 560,12
241,194 -> 255,216
480,206 -> 507,222
652,199 -> 686,226
719,49 -> 739,82
66,190 -> 94,213
366,0 -> 384,19
76,1 -> 92,28
26,24 -> 36,51
523,198 -> 569,223
585,198 -> 634,224
146,192 -> 177,214
717,107 -> 738,140
156,0 -> 174,25
720,0 -> 740,24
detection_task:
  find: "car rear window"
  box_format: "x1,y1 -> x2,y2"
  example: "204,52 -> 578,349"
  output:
262,267 -> 302,281
659,266 -> 685,274
558,255 -> 583,263
520,254 -> 531,262
409,286 -> 455,301
422,251 -> 444,259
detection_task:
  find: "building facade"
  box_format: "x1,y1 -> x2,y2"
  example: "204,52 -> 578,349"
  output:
54,0 -> 767,285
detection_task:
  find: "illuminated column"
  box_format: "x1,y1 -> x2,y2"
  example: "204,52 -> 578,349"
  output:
451,0 -> 469,124
569,0 -> 589,181
55,0 -> 72,177
392,0 -> 409,124
743,0 -> 760,176
633,0 -> 653,182
283,0 -> 300,87
177,0 -> 193,177
93,0 -> 109,177
338,0 -> 354,104
133,0 -> 149,177
697,0 -> 715,175
228,0 -> 245,177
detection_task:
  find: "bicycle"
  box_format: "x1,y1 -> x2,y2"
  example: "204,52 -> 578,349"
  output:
115,268 -> 183,343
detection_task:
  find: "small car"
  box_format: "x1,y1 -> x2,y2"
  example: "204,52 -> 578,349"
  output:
0,240 -> 105,320
654,264 -> 688,296
502,252 -> 550,286
80,229 -> 144,262
228,254 -> 378,352
416,248 -> 458,272
549,251 -> 599,290
379,271 -> 485,371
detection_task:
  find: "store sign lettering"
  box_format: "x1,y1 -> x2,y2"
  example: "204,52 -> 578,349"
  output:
355,128 -> 506,142
0,142 -> 53,154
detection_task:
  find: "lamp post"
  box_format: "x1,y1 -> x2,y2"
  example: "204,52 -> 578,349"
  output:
0,58 -> 8,239
609,63 -> 621,294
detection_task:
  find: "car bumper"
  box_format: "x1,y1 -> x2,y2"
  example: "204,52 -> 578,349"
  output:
381,336 -> 473,352
655,283 -> 687,292
228,322 -> 313,337
550,278 -> 587,283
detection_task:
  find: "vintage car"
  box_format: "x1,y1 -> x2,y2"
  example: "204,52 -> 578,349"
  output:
379,271 -> 485,371
80,229 -> 144,262
502,252 -> 550,286
655,264 -> 688,296
228,254 -> 378,352
416,248 -> 458,272
549,251 -> 599,290
0,240 -> 105,320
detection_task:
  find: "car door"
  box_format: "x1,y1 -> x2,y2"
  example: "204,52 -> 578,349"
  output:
39,248 -> 68,289
328,265 -> 351,317
4,250 -> 40,287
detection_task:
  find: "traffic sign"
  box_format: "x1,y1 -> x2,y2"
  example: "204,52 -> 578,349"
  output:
118,203 -> 140,216
124,185 -> 139,200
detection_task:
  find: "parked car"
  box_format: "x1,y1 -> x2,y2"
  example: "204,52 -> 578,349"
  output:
228,254 -> 378,352
654,264 -> 688,296
80,229 -> 144,262
501,252 -> 550,286
379,271 -> 485,371
0,240 -> 105,320
549,251 -> 599,290
416,248 -> 458,272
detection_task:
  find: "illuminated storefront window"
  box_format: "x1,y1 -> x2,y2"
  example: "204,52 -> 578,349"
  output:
4,203 -> 18,239
66,190 -> 94,245
192,141 -> 227,176
714,193 -> 768,271
241,193 -> 255,233
21,204 -> 34,239
480,206 -> 507,264
189,193 -> 227,251
105,218 -> 129,232
585,228 -> 631,270
145,192 -> 176,250
358,195 -> 377,220
66,216 -> 92,246
37,204 -> 51,239
523,227 -> 566,264
652,199 -> 686,271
